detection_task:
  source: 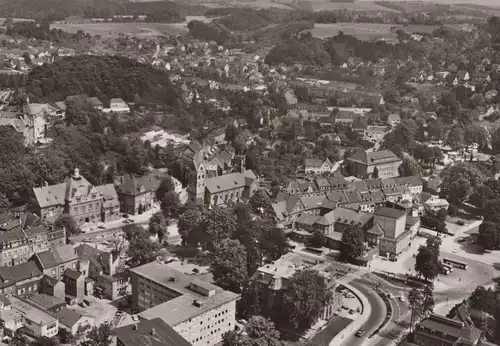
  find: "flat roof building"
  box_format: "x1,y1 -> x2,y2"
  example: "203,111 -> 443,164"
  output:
130,261 -> 239,346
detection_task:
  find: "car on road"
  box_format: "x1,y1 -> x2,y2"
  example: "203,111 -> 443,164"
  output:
348,309 -> 356,314
132,315 -> 139,322
386,293 -> 394,299
355,328 -> 365,337
83,238 -> 92,243
399,296 -> 405,302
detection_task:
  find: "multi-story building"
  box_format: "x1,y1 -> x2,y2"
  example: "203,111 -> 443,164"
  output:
346,150 -> 402,179
0,296 -> 59,338
115,318 -> 192,346
32,168 -> 119,225
0,261 -> 43,296
374,207 -> 414,257
204,170 -> 258,208
250,252 -> 342,323
116,174 -> 161,215
130,261 -> 239,346
33,245 -> 79,281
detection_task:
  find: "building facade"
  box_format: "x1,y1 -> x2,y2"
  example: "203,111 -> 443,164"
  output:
204,170 -> 258,208
346,150 -> 402,179
130,261 -> 239,346
117,174 -> 161,215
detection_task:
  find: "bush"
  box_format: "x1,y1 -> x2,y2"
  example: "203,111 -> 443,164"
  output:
448,204 -> 459,217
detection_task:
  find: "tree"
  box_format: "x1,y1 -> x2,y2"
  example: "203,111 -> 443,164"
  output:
178,204 -> 203,245
398,156 -> 422,177
372,166 -> 379,178
10,328 -> 29,346
280,269 -> 332,333
54,213 -> 79,235
426,235 -> 442,258
423,284 -> 435,316
308,230 -> 327,248
149,211 -> 169,244
478,222 -> 499,250
414,245 -> 440,282
31,336 -> 59,346
80,323 -> 113,346
491,126 -> 500,154
211,239 -> 248,293
199,207 -> 237,251
248,190 -> 273,215
446,126 -> 464,149
155,176 -> 175,201
260,226 -> 290,262
464,124 -> 489,150
483,198 -> 500,223
408,287 -> 425,332
339,225 -> 364,262
159,191 -> 181,218
447,178 -> 471,205
127,231 -> 160,267
225,124 -> 239,142
169,156 -> 195,187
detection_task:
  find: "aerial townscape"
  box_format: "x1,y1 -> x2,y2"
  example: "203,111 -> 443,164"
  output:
2,0 -> 500,346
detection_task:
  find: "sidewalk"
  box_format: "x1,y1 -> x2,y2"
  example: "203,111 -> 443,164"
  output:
329,283 -> 371,346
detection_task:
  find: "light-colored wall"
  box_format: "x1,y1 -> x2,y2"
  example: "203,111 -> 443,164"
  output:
173,300 -> 236,346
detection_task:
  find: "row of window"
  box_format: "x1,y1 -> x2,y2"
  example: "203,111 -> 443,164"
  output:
73,203 -> 101,214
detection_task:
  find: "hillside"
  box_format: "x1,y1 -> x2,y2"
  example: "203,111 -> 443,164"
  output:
27,55 -> 179,106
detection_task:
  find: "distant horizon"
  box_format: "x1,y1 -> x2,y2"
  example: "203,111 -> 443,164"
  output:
358,0 -> 500,7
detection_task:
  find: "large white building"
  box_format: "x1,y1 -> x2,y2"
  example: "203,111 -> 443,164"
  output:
130,261 -> 239,346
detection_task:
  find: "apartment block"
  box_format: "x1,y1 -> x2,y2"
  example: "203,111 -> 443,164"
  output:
130,261 -> 239,346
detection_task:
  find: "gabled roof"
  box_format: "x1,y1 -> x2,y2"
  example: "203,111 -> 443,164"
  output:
375,207 -> 406,219
56,307 -> 85,328
33,183 -> 66,209
205,170 -> 256,194
305,158 -> 324,168
95,184 -> 119,208
118,175 -> 162,196
63,268 -> 82,281
0,261 -> 42,288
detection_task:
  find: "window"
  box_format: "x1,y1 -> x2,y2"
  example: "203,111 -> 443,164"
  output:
52,269 -> 56,276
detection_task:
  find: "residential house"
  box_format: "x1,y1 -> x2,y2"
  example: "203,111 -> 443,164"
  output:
115,318 -> 192,346
0,261 -> 43,296
116,174 -> 161,215
352,117 -> 368,139
41,275 -> 65,300
346,150 -> 402,179
22,294 -> 66,314
304,158 -> 335,175
131,262 -> 239,346
334,111 -> 359,125
387,113 -> 401,127
109,98 -> 129,113
87,97 -> 103,110
424,195 -> 450,212
250,252 -> 341,323
63,268 -> 85,302
209,127 -> 227,145
74,244 -> 127,300
33,245 -> 79,281
204,170 -> 258,208
56,307 -> 94,335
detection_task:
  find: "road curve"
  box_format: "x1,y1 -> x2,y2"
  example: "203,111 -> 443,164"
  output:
341,277 -> 387,346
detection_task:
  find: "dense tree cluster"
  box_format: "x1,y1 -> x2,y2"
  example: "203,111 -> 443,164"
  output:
27,55 -> 180,106
187,20 -> 233,45
5,21 -> 91,43
415,236 -> 442,282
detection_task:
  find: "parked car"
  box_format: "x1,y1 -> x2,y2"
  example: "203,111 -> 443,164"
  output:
386,293 -> 394,299
132,315 -> 139,322
355,328 -> 365,337
399,296 -> 405,302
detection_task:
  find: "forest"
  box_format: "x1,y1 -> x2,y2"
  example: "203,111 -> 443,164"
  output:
0,0 -> 207,21
26,55 -> 180,107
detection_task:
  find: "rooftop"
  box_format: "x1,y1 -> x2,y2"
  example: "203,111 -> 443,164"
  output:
375,207 -> 406,219
205,170 -> 256,194
115,318 -> 192,346
347,149 -> 401,166
132,262 -> 239,326
8,296 -> 57,326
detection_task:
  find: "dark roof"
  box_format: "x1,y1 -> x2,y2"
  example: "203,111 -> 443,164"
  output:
35,250 -> 58,269
115,318 -> 192,346
375,207 -> 406,219
56,307 -> 84,328
118,175 -> 162,196
417,314 -> 481,343
347,150 -> 400,166
42,275 -> 60,287
0,261 -> 42,288
63,268 -> 82,281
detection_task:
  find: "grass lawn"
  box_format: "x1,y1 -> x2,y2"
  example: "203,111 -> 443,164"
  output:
310,316 -> 353,346
51,22 -> 189,38
307,23 -> 397,41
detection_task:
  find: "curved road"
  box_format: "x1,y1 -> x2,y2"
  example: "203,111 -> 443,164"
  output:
342,277 -> 387,346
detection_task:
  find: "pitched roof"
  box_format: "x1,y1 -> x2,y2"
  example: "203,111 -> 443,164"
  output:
205,170 -> 256,194
317,210 -> 336,226
56,307 -> 84,328
63,268 -> 82,280
305,158 -> 324,168
87,97 -> 103,106
296,214 -> 321,226
35,250 -> 58,269
115,318 -> 192,346
118,175 -> 162,196
0,261 -> 42,288
347,150 -> 400,166
417,314 -> 481,343
33,183 -> 66,208
95,184 -> 119,208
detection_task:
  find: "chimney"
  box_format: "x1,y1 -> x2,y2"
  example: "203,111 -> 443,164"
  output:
150,328 -> 156,336
133,324 -> 139,330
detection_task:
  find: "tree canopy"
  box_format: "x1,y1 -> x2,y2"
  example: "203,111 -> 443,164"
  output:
211,238 -> 248,294
339,225 -> 364,262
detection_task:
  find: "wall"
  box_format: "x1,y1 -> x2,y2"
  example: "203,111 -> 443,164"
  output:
173,300 -> 236,346
67,198 -> 102,225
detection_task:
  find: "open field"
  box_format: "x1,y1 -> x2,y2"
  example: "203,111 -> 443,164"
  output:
51,22 -> 190,38
307,22 -> 397,41
309,1 -> 399,12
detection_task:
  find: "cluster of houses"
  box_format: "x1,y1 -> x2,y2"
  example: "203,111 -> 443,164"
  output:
0,206 -> 129,339
273,150 -> 450,259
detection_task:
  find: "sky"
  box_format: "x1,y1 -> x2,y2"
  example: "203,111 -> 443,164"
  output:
360,0 -> 499,7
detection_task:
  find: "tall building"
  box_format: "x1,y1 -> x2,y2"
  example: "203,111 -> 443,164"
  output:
346,150 -> 402,179
115,318 -> 192,346
32,168 -> 119,225
130,261 -> 239,346
116,174 -> 161,215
